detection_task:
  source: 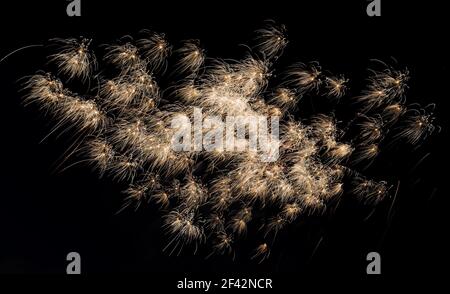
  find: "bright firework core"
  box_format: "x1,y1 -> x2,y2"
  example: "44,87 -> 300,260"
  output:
21,21 -> 438,261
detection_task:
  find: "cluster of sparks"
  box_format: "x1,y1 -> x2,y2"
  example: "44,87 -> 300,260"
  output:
22,22 -> 438,262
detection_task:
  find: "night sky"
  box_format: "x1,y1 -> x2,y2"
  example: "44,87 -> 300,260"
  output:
0,0 -> 447,286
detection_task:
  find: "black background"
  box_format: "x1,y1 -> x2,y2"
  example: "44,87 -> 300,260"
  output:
0,0 -> 448,284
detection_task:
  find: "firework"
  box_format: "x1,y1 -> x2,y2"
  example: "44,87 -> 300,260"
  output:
254,21 -> 288,60
20,22 -> 438,261
325,75 -> 348,99
137,30 -> 172,72
49,38 -> 97,82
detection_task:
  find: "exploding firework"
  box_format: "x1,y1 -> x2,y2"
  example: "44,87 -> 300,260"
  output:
20,22 -> 439,261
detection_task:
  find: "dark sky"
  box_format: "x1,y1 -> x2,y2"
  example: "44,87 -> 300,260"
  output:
0,0 -> 448,286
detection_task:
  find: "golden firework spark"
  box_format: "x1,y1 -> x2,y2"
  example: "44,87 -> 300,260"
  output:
19,22 -> 439,260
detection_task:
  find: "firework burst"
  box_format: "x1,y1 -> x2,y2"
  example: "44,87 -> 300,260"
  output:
20,22 -> 439,261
